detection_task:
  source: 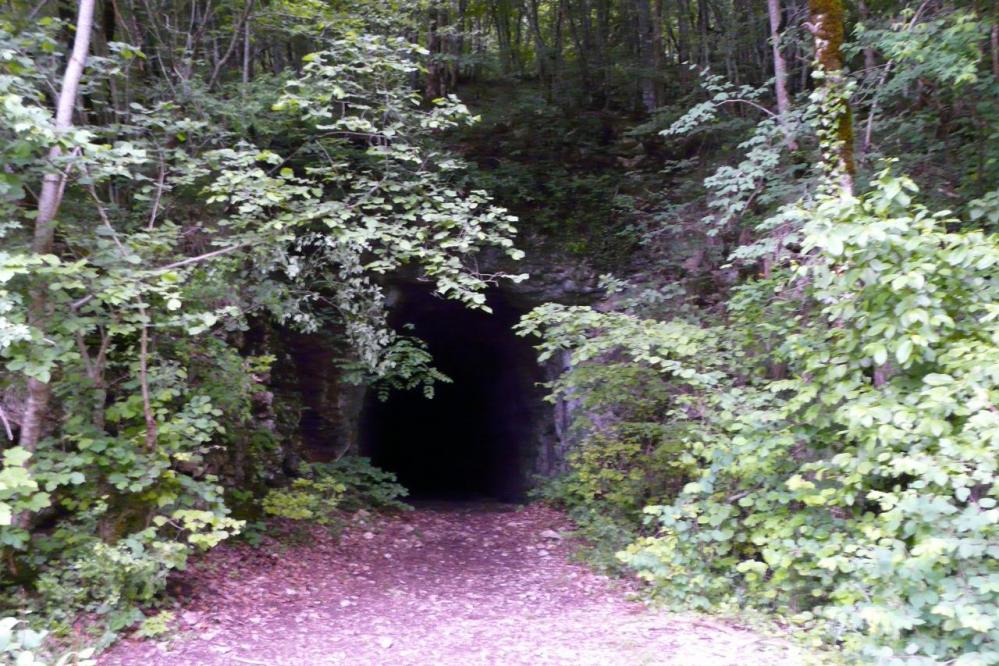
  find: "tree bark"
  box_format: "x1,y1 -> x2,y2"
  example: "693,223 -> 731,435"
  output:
676,0 -> 691,67
19,0 -> 96,454
992,0 -> 999,81
242,12 -> 252,85
564,0 -> 593,97
767,0 -> 797,149
651,0 -> 665,100
527,0 -> 553,99
490,1 -> 514,74
633,0 -> 657,113
809,0 -> 854,196
425,4 -> 448,99
138,309 -> 158,451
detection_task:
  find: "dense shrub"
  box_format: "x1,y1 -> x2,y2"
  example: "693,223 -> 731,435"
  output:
528,360 -> 698,568
262,456 -> 410,524
1,13 -> 514,649
523,172 -> 999,663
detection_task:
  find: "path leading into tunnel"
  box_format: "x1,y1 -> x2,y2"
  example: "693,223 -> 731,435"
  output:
100,503 -> 814,666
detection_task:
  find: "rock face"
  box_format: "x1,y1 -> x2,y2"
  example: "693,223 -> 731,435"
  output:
477,243 -> 604,309
495,243 -> 602,478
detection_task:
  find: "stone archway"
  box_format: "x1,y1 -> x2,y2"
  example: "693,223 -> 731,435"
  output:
357,286 -> 546,500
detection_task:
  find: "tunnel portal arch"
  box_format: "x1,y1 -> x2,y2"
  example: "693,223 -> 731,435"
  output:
358,285 -> 550,501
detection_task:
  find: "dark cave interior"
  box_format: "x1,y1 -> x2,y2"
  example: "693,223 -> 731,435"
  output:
359,286 -> 545,501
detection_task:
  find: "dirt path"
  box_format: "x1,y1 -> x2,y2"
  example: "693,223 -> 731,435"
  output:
100,503 -> 814,665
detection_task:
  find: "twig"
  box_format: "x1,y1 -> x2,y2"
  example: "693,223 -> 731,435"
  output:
152,243 -> 248,272
70,294 -> 95,310
716,98 -> 777,118
148,157 -> 167,229
208,0 -> 256,89
83,181 -> 126,252
26,0 -> 49,21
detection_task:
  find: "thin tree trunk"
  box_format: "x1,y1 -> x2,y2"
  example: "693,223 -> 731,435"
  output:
491,1 -> 513,74
652,0 -> 665,101
74,329 -> 111,430
696,0 -> 710,66
564,0 -> 592,97
767,0 -> 797,149
426,5 -> 447,99
451,0 -> 467,88
514,2 -> 525,75
633,0 -> 657,112
527,0 -> 552,98
857,0 -> 877,74
100,0 -> 120,119
676,0 -> 691,82
19,0 -> 96,456
138,308 -> 157,451
594,0 -> 610,100
553,0 -> 564,98
992,0 -> 999,81
242,13 -> 252,85
208,0 -> 254,89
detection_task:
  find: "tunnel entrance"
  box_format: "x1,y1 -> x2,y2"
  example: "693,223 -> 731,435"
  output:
359,286 -> 545,501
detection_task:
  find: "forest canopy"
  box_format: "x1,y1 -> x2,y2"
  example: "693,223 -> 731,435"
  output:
0,0 -> 997,664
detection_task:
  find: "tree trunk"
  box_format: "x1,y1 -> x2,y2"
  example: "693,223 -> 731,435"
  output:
992,0 -> 999,81
767,0 -> 797,149
19,0 -> 96,456
594,0 -> 610,101
242,13 -> 252,85
491,1 -> 514,74
564,0 -> 592,99
651,0 -> 665,100
426,5 -> 448,100
527,0 -> 552,98
809,0 -> 854,196
450,0 -> 467,89
633,0 -> 657,113
676,0 -> 691,68
696,0 -> 710,66
857,0 -> 877,74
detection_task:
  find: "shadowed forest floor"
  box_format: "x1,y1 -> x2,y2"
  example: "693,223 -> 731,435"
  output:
99,504 -> 816,665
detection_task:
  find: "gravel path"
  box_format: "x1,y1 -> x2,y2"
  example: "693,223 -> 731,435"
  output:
99,503 -> 816,665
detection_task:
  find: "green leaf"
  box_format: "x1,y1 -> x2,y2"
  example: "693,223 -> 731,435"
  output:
872,345 -> 888,366
2,447 -> 31,467
895,339 -> 913,365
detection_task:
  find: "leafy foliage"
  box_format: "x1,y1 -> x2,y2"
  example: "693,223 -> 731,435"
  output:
0,617 -> 95,666
525,169 -> 999,663
262,457 -> 409,526
3,0 -> 999,663
0,2 -> 515,647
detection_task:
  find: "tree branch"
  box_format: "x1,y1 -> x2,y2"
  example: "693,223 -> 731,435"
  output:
152,243 -> 249,272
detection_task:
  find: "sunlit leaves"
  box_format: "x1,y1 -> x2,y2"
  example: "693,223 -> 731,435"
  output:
530,168 -> 999,663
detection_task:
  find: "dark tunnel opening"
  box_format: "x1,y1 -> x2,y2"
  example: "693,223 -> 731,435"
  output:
359,286 -> 545,502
